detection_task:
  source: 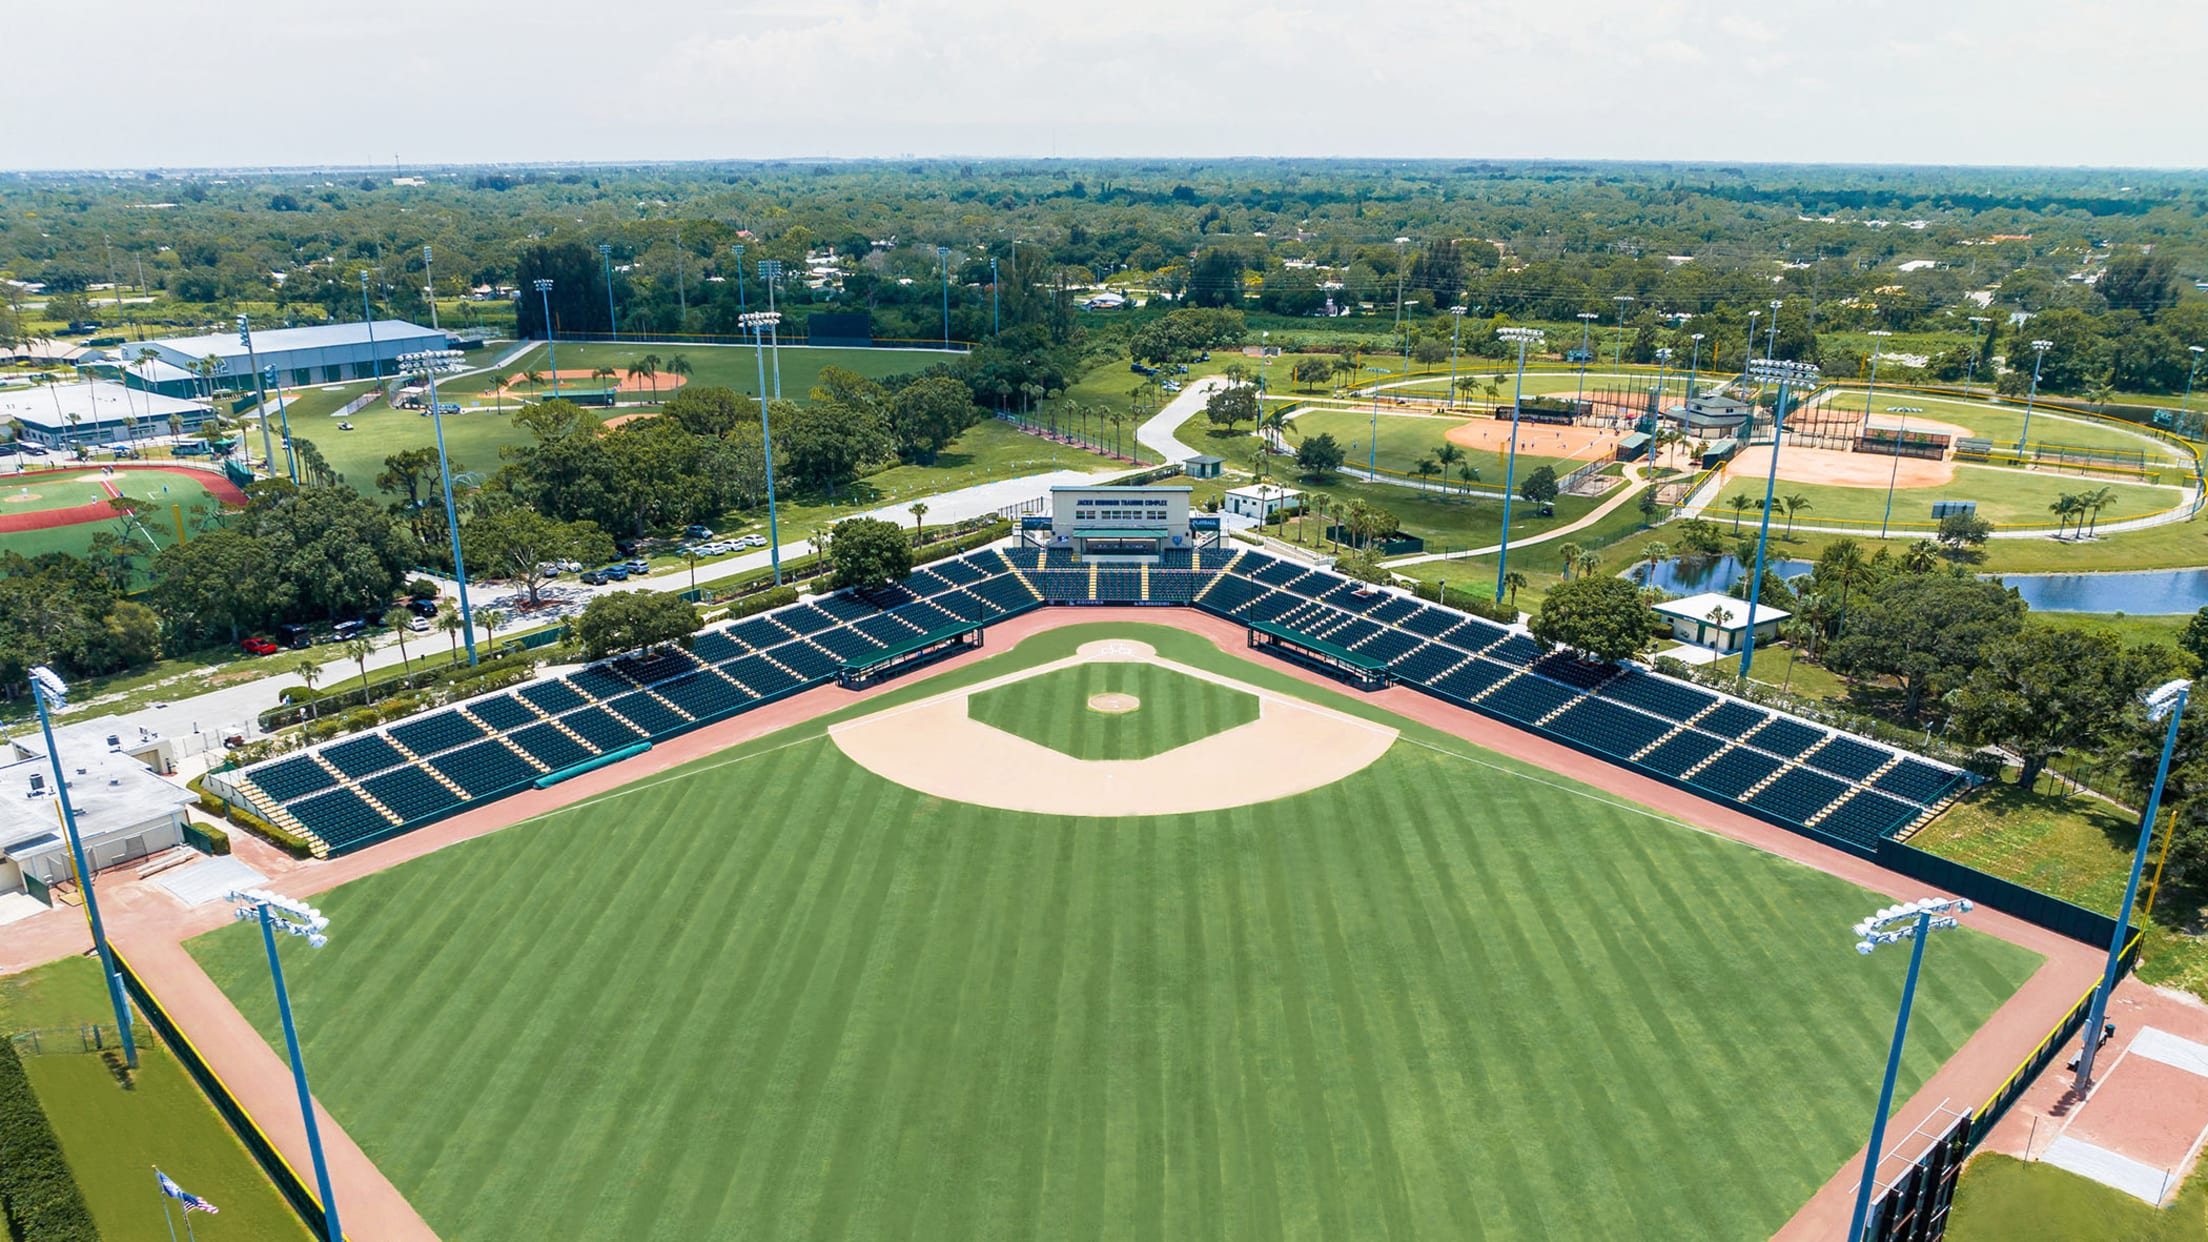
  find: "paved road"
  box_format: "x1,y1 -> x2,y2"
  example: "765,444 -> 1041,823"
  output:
1136,377 -> 1229,462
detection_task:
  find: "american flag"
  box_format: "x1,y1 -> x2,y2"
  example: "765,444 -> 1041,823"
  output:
158,1170 -> 220,1215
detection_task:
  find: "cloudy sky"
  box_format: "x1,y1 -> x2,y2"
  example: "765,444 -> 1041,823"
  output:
8,0 -> 2203,170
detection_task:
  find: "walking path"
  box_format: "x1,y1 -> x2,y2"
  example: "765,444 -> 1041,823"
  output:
1381,463 -> 1653,568
1135,377 -> 1229,462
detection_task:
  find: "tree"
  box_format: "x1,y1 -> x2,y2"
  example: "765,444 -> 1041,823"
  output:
574,590 -> 700,660
1781,493 -> 1811,537
827,517 -> 912,590
1951,624 -> 2158,789
1204,383 -> 1260,434
375,446 -> 449,509
149,528 -> 280,642
626,354 -> 661,396
1291,356 -> 1333,390
293,656 -> 322,719
2183,606 -> 2208,669
1294,432 -> 1345,480
660,385 -> 747,439
1642,541 -> 1670,585
665,354 -> 694,389
1502,571 -> 1527,606
888,376 -> 977,463
512,398 -> 599,445
1726,491 -> 1754,533
1936,509 -> 1993,558
461,508 -> 615,606
383,606 -> 415,682
1530,576 -> 1658,663
1435,443 -> 1465,496
909,501 -> 929,539
1556,541 -> 1584,581
438,600 -> 464,662
1827,575 -> 2026,717
1519,465 -> 1559,506
344,636 -> 375,704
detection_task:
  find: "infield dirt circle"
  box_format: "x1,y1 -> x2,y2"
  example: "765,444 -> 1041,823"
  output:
1086,692 -> 1140,714
830,638 -> 1397,815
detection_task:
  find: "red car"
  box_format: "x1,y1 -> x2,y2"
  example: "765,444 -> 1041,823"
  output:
239,636 -> 280,656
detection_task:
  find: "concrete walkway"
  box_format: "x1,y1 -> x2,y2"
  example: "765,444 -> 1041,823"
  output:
1136,377 -> 1229,463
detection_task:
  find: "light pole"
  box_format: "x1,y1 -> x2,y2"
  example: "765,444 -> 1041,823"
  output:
2077,679 -> 2190,1091
227,889 -> 341,1242
2183,345 -> 2204,414
1651,347 -> 1673,426
1847,897 -> 1973,1242
1446,305 -> 1468,408
1575,311 -> 1600,411
238,314 -> 288,483
1685,332 -> 1705,408
731,244 -> 747,314
360,272 -> 380,381
422,245 -> 439,332
991,257 -> 1000,337
741,311 -> 784,585
266,366 -> 294,481
1392,237 -> 1410,375
1495,326 -> 1545,604
1964,316 -> 1991,390
2019,338 -> 2053,449
28,666 -> 137,1070
399,350 -> 477,665
599,243 -> 618,337
1612,294 -> 1635,369
757,260 -> 784,399
937,246 -> 952,350
1740,357 -> 1819,681
1765,298 -> 1782,361
533,279 -> 559,399
1746,310 -> 1761,373
1868,332 -> 1915,538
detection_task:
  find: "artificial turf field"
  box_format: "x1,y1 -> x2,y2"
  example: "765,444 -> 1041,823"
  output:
188,623 -> 2041,1240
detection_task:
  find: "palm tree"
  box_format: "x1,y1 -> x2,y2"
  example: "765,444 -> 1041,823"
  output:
491,374 -> 511,414
1904,540 -> 1940,573
1642,540 -> 1671,585
1557,540 -> 1583,581
1781,493 -> 1811,537
590,365 -> 619,391
294,657 -> 322,720
383,607 -> 415,682
2049,493 -> 2079,538
626,355 -> 660,397
683,546 -> 702,591
665,354 -> 693,390
1502,570 -> 1528,606
1577,550 -> 1599,579
1727,491 -> 1754,533
344,637 -> 374,704
910,501 -> 929,540
1435,442 -> 1465,497
1822,538 -> 1870,632
521,368 -> 545,393
2083,486 -> 2116,536
438,600 -> 464,662
481,608 -> 506,647
1414,454 -> 1440,494
1259,406 -> 1293,455
1104,408 -> 1129,459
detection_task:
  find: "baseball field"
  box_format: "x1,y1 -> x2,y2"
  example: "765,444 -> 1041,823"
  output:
184,622 -> 2042,1240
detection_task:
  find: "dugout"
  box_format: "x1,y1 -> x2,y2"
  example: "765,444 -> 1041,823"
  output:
1613,431 -> 1651,462
1247,619 -> 1388,690
1699,437 -> 1740,468
837,620 -> 983,688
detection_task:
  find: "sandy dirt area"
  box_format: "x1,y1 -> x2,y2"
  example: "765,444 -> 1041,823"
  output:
1443,415 -> 1624,463
1721,442 -> 1955,489
490,369 -> 688,403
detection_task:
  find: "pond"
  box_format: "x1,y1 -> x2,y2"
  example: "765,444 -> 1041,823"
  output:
1987,568 -> 2208,615
1628,556 -> 1815,594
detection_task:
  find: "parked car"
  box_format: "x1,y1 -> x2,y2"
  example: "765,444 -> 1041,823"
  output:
433,403 -> 460,416
332,619 -> 370,641
277,623 -> 312,649
1160,380 -> 1182,393
556,559 -> 583,573
239,636 -> 280,655
579,569 -> 610,585
599,565 -> 631,582
683,524 -> 714,540
406,616 -> 432,633
623,559 -> 652,575
734,534 -> 768,549
337,422 -> 356,431
408,597 -> 440,617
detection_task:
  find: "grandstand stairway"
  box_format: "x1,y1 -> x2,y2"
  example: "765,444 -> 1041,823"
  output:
1629,699 -> 1724,763
386,736 -> 471,803
458,706 -> 553,773
1192,550 -> 1245,601
1678,717 -> 1772,781
517,697 -> 599,754
1740,736 -> 1832,801
229,776 -> 323,853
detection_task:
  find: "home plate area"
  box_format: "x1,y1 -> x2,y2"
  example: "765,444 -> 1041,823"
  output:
2042,1026 -> 2208,1205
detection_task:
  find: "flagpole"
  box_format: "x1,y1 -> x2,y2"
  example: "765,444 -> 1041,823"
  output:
184,1204 -> 199,1242
156,1169 -> 179,1242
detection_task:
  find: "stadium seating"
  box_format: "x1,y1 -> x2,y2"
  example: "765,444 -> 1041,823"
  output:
390,710 -> 485,758
250,755 -> 339,802
322,734 -> 406,780
603,691 -> 690,738
508,722 -> 594,773
468,695 -> 539,732
562,707 -> 647,751
361,765 -> 462,823
519,680 -> 589,716
1638,729 -> 1728,778
433,741 -> 538,799
1549,698 -> 1675,760
289,788 -> 390,851
1689,747 -> 1787,800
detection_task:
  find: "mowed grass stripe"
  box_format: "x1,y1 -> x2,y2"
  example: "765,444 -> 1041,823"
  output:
188,624 -> 2044,1240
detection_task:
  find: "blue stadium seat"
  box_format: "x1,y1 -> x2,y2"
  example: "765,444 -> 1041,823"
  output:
249,756 -> 338,802
603,692 -> 689,739
1601,670 -> 1717,722
389,710 -> 485,758
1688,747 -> 1785,800
432,741 -> 537,799
519,679 -> 589,716
1483,673 -> 1582,725
361,765 -> 462,823
465,694 -> 538,732
1549,698 -> 1674,760
1806,734 -> 1892,782
562,706 -> 647,751
1748,766 -> 1851,827
1638,729 -> 1727,778
509,722 -> 593,772
1752,716 -> 1826,760
321,733 -> 406,780
1873,758 -> 1964,804
289,788 -> 389,851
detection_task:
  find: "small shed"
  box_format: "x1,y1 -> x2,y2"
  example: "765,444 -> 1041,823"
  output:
1613,431 -> 1651,462
1184,454 -> 1225,480
1700,438 -> 1740,468
1653,592 -> 1790,655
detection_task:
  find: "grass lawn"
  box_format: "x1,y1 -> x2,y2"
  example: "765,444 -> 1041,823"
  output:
1828,392 -> 2193,462
0,957 -> 309,1241
1745,464 -> 2179,530
0,466 -> 233,562
1947,1153 -> 2208,1241
1283,403 -> 1594,484
438,341 -> 939,405
189,622 -> 2038,1241
968,663 -> 1259,759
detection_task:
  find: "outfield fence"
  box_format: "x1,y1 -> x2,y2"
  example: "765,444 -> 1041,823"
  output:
7,1025 -> 128,1058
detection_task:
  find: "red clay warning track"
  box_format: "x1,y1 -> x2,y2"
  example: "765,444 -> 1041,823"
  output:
0,464 -> 249,533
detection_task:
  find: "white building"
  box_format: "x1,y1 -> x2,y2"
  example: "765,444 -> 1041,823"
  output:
0,379 -> 212,449
1221,483 -> 1302,521
0,726 -> 195,898
133,319 -> 445,394
1653,592 -> 1791,654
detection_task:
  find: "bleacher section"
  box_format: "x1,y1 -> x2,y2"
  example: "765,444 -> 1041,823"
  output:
230,543 -> 1974,860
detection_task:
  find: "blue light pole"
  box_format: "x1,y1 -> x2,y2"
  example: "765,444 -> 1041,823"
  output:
2077,679 -> 2190,1091
742,311 -> 784,585
360,273 -> 380,382
1684,332 -> 1704,408
266,367 -> 294,482
991,257 -> 1000,337
238,315 -> 294,484
599,244 -> 618,337
228,889 -> 340,1242
1864,331 -> 1907,538
28,666 -> 137,1069
937,246 -> 952,350
757,260 -> 784,399
1612,294 -> 1635,369
401,350 -> 476,665
1446,305 -> 1468,408
1848,897 -> 1972,1242
1494,326 -> 1545,603
533,279 -> 560,400
1740,357 -> 1819,681
2019,339 -> 2053,450
1574,311 -> 1599,411
731,244 -> 747,314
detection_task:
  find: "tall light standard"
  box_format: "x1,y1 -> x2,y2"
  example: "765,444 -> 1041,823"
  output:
757,260 -> 784,399
421,245 -> 439,332
1868,331 -> 1915,538
937,246 -> 952,350
1964,316 -> 1991,389
1446,305 -> 1468,408
1765,298 -> 1782,360
227,889 -> 340,1242
1392,237 -> 1411,375
1746,309 -> 1761,372
266,366 -> 294,480
741,311 -> 785,585
1847,897 -> 1974,1242
731,244 -> 747,314
2183,345 -> 2205,414
360,273 -> 380,382
1684,332 -> 1705,407
1574,311 -> 1601,410
2019,338 -> 2053,449
238,314 -> 290,483
28,666 -> 137,1070
599,243 -> 618,337
1612,294 -> 1635,369
1740,358 -> 1819,681
532,279 -> 560,399
990,257 -> 1000,337
2076,679 -> 2190,1091
1650,347 -> 1673,429
1494,326 -> 1545,604
398,349 -> 477,665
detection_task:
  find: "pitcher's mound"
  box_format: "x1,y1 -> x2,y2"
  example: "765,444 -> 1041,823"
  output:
1087,693 -> 1141,714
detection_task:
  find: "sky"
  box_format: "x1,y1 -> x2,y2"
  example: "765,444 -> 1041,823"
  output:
6,0 -> 2205,171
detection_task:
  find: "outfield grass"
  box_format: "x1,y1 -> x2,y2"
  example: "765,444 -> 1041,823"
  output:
0,466 -> 233,562
1742,464 -> 2179,530
437,341 -> 940,405
0,957 -> 308,1241
189,622 -> 2038,1241
1283,404 -> 1594,484
968,663 -> 1258,759
1947,1153 -> 2208,1241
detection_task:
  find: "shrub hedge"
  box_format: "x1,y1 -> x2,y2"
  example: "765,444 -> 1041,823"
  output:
0,1040 -> 99,1242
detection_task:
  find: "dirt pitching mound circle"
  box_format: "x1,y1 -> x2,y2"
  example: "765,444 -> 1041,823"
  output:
1,491 -> 47,505
1087,693 -> 1141,714
830,640 -> 1397,816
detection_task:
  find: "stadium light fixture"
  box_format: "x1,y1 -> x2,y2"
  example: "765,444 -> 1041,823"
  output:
1745,309 -> 1761,373
2019,339 -> 2054,448
1494,326 -> 1546,605
1611,295 -> 1635,369
1575,311 -> 1601,410
1863,330 -> 1905,537
27,666 -> 138,1070
1684,332 -> 1705,408
2185,345 -> 2204,413
1447,306 -> 1469,409
1846,897 -> 1972,1242
1765,298 -> 1782,360
532,278 -> 560,398
398,349 -> 477,665
1965,316 -> 1992,389
229,888 -> 341,1242
422,245 -> 438,331
741,310 -> 785,585
1739,358 -> 1819,681
2076,679 -> 2190,1092
360,272 -> 381,381
1651,346 -> 1673,415
757,260 -> 786,399
599,243 -> 619,337
237,314 -> 292,483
